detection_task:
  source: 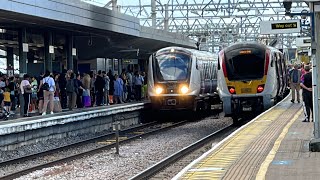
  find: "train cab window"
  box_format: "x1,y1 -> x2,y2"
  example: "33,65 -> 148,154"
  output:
154,52 -> 191,81
225,49 -> 265,80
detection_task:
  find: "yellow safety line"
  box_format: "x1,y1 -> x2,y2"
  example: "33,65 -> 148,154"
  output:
256,108 -> 303,180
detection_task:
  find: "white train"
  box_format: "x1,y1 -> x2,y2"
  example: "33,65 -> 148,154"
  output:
217,42 -> 289,122
147,47 -> 221,111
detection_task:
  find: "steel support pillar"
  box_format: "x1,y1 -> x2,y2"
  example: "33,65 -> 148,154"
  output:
18,28 -> 27,74
310,6 -> 320,152
44,31 -> 53,72
66,34 -> 74,71
6,47 -> 14,69
164,4 -> 169,31
151,0 -> 156,28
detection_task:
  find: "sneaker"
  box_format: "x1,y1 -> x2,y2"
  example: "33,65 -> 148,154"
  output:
42,112 -> 46,116
298,101 -> 300,103
291,100 -> 294,103
302,119 -> 309,122
50,111 -> 54,115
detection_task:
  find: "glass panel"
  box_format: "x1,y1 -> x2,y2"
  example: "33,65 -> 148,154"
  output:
155,52 -> 190,81
225,54 -> 265,81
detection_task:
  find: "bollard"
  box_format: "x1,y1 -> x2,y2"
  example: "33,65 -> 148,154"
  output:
113,121 -> 121,154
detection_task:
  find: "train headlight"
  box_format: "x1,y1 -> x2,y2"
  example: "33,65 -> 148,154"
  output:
155,87 -> 163,95
180,86 -> 189,94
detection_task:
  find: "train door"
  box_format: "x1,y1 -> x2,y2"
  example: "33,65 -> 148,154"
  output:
277,52 -> 284,97
211,60 -> 218,94
198,57 -> 205,95
273,52 -> 281,97
279,53 -> 287,95
204,61 -> 213,94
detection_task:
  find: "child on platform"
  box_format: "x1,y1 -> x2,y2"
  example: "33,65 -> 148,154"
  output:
3,88 -> 11,113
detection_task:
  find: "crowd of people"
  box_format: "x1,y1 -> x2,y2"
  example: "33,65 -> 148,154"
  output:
288,62 -> 313,122
0,69 -> 148,118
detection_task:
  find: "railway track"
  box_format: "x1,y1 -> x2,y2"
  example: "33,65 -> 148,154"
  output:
0,121 -> 189,180
129,123 -> 240,180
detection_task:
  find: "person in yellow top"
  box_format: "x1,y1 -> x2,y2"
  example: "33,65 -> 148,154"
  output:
3,88 -> 11,113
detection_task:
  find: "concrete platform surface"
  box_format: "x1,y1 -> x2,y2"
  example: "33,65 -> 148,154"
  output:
173,97 -> 320,180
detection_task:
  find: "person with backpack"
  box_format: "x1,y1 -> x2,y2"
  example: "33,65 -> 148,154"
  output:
40,71 -> 56,115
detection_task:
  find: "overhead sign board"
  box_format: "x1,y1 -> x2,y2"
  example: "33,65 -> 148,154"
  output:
260,20 -> 301,34
296,37 -> 311,47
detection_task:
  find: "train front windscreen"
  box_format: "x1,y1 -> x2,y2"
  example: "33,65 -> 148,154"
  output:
154,51 -> 191,81
225,48 -> 265,81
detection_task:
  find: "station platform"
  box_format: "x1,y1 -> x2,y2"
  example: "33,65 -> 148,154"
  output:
0,102 -> 149,150
173,97 -> 320,180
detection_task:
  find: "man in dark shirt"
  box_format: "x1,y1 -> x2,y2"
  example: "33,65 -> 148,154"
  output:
94,70 -> 106,106
300,65 -> 312,122
290,64 -> 302,103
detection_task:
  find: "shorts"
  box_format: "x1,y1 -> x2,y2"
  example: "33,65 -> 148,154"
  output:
4,101 -> 10,106
32,93 -> 38,99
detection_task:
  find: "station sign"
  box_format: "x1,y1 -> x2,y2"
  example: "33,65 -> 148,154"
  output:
260,20 -> 301,34
296,37 -> 311,47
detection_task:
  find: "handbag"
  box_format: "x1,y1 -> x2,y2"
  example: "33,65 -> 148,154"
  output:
82,95 -> 91,107
24,85 -> 32,94
53,97 -> 62,112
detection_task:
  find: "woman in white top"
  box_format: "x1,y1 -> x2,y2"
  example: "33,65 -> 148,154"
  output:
40,71 -> 56,115
20,74 -> 32,117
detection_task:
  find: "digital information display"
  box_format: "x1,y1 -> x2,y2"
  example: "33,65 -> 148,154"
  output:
260,20 -> 301,34
271,22 -> 298,30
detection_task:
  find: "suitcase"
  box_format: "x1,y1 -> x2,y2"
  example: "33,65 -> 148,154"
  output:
83,96 -> 91,107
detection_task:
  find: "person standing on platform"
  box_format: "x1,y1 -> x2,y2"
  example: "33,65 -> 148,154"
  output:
30,77 -> 38,113
133,71 -> 144,101
113,74 -> 123,104
289,64 -> 302,103
94,70 -> 105,106
102,71 -> 110,105
20,74 -> 32,117
300,65 -> 313,122
7,76 -> 17,114
126,70 -> 133,102
41,71 -> 56,115
3,88 -> 11,114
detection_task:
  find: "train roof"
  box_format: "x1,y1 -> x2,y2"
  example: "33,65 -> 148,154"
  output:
156,46 -> 218,58
222,42 -> 283,54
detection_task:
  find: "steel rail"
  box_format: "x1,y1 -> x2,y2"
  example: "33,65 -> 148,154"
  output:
0,121 -> 188,180
0,122 -> 158,167
129,124 -> 236,180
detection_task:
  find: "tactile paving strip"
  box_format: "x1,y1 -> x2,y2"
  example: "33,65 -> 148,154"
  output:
180,103 -> 301,180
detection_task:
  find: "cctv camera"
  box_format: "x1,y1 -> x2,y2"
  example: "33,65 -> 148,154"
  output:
283,0 -> 292,14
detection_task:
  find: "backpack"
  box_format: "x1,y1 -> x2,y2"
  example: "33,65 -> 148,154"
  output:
66,79 -> 75,93
42,78 -> 50,91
